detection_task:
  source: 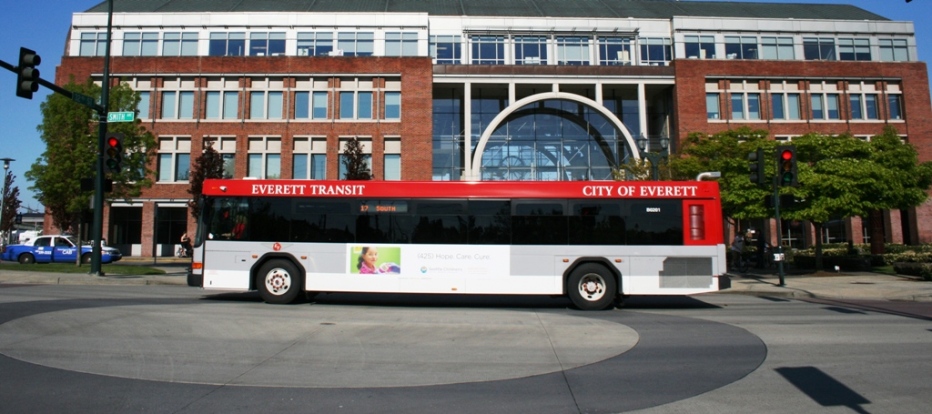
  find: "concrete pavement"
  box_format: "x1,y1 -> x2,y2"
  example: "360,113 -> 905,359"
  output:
2,260 -> 931,302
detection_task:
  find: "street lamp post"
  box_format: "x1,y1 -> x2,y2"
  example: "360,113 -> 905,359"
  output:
636,135 -> 670,180
0,158 -> 14,245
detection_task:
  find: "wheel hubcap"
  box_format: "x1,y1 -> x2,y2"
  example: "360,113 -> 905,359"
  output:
265,268 -> 292,296
579,274 -> 605,301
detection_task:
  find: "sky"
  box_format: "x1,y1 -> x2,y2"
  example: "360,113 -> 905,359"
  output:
1,0 -> 930,210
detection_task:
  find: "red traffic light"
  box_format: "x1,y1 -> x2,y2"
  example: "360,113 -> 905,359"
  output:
781,150 -> 793,160
108,136 -> 121,147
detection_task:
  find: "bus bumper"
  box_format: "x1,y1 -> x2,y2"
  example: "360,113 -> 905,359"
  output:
718,275 -> 732,290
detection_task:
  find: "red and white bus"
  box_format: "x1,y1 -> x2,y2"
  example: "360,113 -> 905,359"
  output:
187,179 -> 727,310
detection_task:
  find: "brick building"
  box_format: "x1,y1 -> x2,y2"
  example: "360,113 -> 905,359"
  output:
52,0 -> 931,256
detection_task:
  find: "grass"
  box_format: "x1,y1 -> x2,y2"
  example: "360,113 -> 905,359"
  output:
3,262 -> 167,275
870,265 -> 897,275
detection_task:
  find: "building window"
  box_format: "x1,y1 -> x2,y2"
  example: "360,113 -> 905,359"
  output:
838,38 -> 871,61
249,32 -> 286,56
386,32 -> 419,56
247,137 -> 281,179
339,91 -> 372,119
724,36 -> 758,59
706,93 -> 720,120
888,94 -> 904,120
338,138 -> 372,179
384,138 -> 401,180
850,94 -> 879,120
430,35 -> 462,64
157,137 -> 191,182
205,137 -> 236,179
879,39 -> 909,62
206,91 -> 239,120
730,93 -> 761,120
123,32 -> 158,56
297,32 -> 334,56
161,91 -> 195,119
336,32 -> 374,56
136,92 -> 150,119
163,32 -> 198,56
760,37 -> 794,60
293,138 -> 327,180
598,37 -> 633,65
80,32 -> 107,56
771,93 -> 801,120
639,37 -> 671,65
514,36 -> 548,65
556,36 -> 590,65
471,35 -> 506,65
811,93 -> 840,120
295,91 -> 329,119
385,92 -> 401,120
684,35 -> 715,59
209,32 -> 246,56
803,37 -> 836,60
250,91 -> 283,119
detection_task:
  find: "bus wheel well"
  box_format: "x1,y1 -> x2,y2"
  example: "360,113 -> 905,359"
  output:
563,258 -> 620,289
250,254 -> 306,292
563,258 -> 620,310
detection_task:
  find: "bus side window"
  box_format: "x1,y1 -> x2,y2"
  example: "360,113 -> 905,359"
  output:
512,201 -> 567,245
569,200 -> 625,245
293,201 -> 355,243
410,200 -> 467,244
467,200 -> 511,244
626,200 -> 683,245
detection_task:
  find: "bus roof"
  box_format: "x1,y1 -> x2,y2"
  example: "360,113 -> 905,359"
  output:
201,180 -> 721,200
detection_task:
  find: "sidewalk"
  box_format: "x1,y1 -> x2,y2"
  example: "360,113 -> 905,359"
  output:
2,261 -> 931,302
0,258 -> 189,286
722,271 -> 932,302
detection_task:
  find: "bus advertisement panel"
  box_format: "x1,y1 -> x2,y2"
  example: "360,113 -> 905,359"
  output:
188,180 -> 727,310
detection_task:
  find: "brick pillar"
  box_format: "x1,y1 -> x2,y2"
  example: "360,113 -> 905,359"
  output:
141,202 -> 156,257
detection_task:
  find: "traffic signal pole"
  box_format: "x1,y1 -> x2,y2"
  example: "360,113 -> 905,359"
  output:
90,0 -> 114,276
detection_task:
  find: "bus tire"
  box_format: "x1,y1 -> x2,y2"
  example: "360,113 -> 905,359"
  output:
256,260 -> 302,304
567,263 -> 617,311
19,253 -> 35,264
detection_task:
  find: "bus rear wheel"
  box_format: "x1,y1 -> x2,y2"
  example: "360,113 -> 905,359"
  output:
257,260 -> 302,304
567,264 -> 617,311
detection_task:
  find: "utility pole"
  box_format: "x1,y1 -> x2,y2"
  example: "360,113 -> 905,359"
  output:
89,0 -> 114,275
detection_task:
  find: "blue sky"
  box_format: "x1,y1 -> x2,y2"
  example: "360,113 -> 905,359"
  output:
1,0 -> 930,209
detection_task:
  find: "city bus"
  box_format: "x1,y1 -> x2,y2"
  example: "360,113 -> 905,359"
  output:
187,179 -> 728,310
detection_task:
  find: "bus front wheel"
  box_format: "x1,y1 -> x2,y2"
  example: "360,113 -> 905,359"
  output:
567,264 -> 617,311
257,260 -> 302,304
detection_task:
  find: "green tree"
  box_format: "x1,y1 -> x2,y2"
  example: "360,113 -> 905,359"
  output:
671,127 -> 932,269
188,141 -> 226,220
2,171 -> 22,240
669,127 -> 773,221
342,137 -> 371,180
25,78 -> 156,234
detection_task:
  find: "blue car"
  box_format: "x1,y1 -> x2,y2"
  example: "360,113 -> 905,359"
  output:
0,235 -> 122,264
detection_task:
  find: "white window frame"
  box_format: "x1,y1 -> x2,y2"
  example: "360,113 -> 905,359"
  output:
247,137 -> 282,179
384,138 -> 401,180
162,32 -> 198,56
204,137 -> 237,179
293,137 -> 328,180
157,137 -> 191,182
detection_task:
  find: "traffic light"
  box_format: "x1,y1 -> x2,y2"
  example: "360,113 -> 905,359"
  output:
16,47 -> 41,99
777,146 -> 798,187
748,148 -> 765,185
105,133 -> 124,174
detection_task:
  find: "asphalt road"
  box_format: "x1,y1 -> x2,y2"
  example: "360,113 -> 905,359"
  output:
0,285 -> 929,413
